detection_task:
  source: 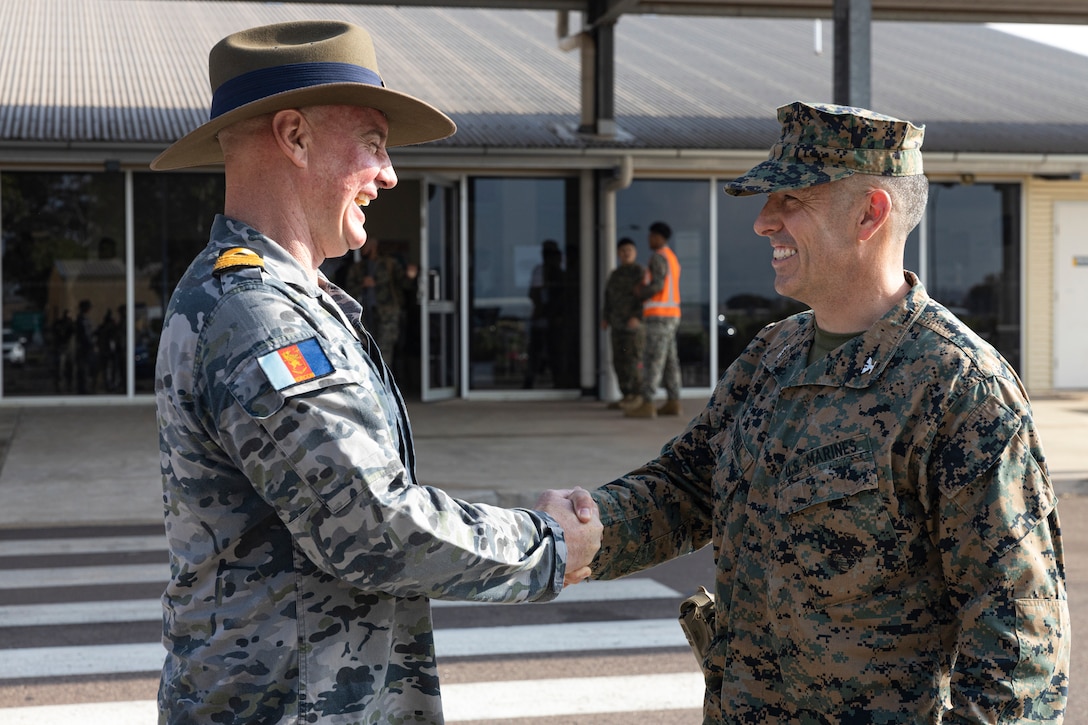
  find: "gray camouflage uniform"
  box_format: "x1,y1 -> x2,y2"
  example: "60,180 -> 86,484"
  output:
156,215 -> 568,724
590,273 -> 1068,722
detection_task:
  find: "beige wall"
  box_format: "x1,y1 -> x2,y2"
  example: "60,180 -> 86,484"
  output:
1023,178 -> 1088,393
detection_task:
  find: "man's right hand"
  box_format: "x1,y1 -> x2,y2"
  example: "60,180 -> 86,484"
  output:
535,487 -> 602,586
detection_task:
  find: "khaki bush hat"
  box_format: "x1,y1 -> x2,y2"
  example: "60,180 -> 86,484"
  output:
724,101 -> 924,196
151,20 -> 456,170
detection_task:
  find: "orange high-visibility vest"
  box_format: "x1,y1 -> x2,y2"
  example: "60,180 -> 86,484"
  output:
644,246 -> 681,318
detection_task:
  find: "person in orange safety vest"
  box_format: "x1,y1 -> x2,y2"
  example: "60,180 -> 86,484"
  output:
624,220 -> 682,418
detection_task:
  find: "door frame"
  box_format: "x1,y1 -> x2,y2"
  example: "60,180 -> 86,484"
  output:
419,175 -> 462,401
1053,201 -> 1088,389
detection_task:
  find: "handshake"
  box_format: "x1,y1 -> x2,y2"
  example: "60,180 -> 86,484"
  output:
535,487 -> 603,586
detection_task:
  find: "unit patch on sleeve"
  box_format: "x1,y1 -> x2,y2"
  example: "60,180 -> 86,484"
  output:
257,338 -> 334,391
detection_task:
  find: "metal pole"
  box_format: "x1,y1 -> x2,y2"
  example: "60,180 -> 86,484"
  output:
833,0 -> 872,108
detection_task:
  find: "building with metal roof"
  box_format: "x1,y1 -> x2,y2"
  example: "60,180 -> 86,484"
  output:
2,0 -> 1087,402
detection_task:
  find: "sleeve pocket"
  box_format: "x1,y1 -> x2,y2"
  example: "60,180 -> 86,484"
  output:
229,337 -> 365,419
227,337 -> 384,517
1012,598 -> 1069,713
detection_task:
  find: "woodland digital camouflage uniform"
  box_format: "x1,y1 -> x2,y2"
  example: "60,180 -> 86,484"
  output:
590,275 -> 1068,721
602,258 -> 645,398
590,100 -> 1069,722
344,253 -> 411,366
156,215 -> 568,724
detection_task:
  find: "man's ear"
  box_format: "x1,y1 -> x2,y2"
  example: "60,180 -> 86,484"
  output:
858,187 -> 892,242
270,109 -> 309,169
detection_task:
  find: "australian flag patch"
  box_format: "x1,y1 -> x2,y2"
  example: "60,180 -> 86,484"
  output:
257,338 -> 334,391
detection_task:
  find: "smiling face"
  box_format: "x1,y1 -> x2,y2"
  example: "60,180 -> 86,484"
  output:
752,178 -> 866,312
301,105 -> 397,259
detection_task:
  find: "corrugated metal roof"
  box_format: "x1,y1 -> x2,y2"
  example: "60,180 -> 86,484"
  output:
173,0 -> 1088,25
2,0 -> 1088,155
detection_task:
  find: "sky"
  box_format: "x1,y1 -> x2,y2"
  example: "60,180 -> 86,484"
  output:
989,23 -> 1088,57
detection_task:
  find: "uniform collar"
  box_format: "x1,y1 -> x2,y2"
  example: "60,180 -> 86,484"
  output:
768,271 -> 930,389
210,214 -> 322,297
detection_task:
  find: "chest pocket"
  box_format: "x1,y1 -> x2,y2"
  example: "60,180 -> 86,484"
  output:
777,435 -> 899,607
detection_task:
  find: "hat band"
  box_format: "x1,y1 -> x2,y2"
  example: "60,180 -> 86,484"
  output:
210,61 -> 385,120
770,141 -> 923,176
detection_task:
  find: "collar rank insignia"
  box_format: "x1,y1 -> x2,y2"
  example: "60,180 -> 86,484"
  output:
861,356 -> 875,375
213,247 -> 265,274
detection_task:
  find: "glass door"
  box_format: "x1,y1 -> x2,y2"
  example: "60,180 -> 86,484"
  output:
420,179 -> 460,401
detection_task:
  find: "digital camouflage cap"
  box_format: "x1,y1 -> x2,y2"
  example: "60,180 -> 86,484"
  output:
723,101 -> 925,196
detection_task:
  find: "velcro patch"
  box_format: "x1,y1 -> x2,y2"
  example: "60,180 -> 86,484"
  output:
257,338 -> 334,391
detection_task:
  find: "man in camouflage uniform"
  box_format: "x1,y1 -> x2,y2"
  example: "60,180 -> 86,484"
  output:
601,237 -> 644,408
567,102 -> 1069,721
625,220 -> 683,418
150,20 -> 600,724
344,237 -> 415,368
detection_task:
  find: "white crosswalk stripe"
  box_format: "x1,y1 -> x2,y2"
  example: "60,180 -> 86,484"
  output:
0,563 -> 168,589
0,535 -> 168,557
0,532 -> 703,721
0,618 -> 688,679
0,673 -> 707,724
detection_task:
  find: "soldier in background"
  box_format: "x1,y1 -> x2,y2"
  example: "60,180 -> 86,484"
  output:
625,220 -> 683,418
601,237 -> 644,409
563,102 -> 1068,720
344,237 -> 416,369
150,20 -> 600,725
74,299 -> 97,394
52,309 -> 75,392
523,239 -> 565,389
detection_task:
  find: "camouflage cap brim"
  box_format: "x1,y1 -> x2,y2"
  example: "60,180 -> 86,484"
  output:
723,158 -> 856,197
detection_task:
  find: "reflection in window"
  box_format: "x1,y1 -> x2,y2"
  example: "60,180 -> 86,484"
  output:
925,183 -> 1021,372
1,172 -> 126,396
616,179 -> 712,389
133,172 -> 225,393
469,178 -> 580,391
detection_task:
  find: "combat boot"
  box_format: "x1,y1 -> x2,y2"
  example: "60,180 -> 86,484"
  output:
657,399 -> 682,416
624,399 -> 656,418
618,394 -> 643,411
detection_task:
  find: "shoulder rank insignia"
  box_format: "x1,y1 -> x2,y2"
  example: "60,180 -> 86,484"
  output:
213,247 -> 264,274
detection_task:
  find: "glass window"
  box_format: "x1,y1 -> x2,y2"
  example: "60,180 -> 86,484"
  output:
617,179 -> 712,388
925,182 -> 1021,371
132,172 -> 225,393
1,171 -> 126,396
469,178 -> 580,391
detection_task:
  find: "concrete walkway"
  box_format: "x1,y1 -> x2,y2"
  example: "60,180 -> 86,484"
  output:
0,392 -> 1084,529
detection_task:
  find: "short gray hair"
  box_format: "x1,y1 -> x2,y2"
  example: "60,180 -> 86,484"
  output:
882,174 -> 929,237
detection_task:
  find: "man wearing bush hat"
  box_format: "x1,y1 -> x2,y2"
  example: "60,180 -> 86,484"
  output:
153,20 -> 601,724
565,101 -> 1068,720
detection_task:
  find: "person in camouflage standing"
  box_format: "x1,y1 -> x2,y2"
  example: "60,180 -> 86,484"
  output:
625,220 -> 683,418
150,20 -> 601,725
344,237 -> 416,369
564,101 -> 1069,721
601,237 -> 644,409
